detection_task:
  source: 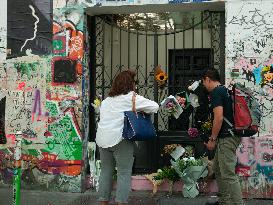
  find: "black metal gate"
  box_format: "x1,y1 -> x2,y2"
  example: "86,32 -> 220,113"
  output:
88,11 -> 225,173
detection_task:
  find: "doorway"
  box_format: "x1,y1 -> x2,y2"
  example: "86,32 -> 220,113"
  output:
87,5 -> 225,173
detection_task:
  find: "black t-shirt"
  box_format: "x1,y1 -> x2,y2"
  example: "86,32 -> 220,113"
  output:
210,85 -> 233,137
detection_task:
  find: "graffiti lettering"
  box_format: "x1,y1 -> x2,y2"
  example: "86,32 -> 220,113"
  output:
228,8 -> 273,32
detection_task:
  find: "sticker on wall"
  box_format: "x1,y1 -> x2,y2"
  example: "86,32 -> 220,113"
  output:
53,34 -> 67,56
52,57 -> 77,85
7,0 -> 52,58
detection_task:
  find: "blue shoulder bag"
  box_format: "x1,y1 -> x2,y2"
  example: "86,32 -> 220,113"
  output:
122,92 -> 157,141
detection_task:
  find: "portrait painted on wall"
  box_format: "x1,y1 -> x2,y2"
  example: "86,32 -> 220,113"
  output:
7,0 -> 52,59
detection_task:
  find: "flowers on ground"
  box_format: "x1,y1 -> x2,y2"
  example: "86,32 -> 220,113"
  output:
175,157 -> 204,172
171,156 -> 208,198
158,143 -> 208,198
162,144 -> 180,155
153,167 -> 180,183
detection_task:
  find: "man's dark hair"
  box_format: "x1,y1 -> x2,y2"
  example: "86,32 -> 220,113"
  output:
109,70 -> 136,97
201,69 -> 220,82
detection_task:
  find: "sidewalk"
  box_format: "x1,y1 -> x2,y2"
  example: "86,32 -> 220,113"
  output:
0,187 -> 272,205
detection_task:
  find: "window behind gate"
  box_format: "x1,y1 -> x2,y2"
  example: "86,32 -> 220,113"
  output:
168,48 -> 212,131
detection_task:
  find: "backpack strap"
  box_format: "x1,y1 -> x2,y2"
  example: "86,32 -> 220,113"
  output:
223,117 -> 235,137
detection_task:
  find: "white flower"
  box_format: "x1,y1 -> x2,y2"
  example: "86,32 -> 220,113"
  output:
189,157 -> 195,161
183,158 -> 188,161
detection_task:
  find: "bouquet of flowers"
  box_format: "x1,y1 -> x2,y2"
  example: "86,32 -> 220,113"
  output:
187,118 -> 212,142
162,144 -> 180,155
160,95 -> 183,119
187,127 -> 199,138
171,157 -> 208,198
153,167 -> 180,195
199,118 -> 213,143
157,144 -> 208,197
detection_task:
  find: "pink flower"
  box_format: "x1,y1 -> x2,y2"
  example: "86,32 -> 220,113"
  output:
177,97 -> 186,108
166,101 -> 175,108
188,128 -> 199,138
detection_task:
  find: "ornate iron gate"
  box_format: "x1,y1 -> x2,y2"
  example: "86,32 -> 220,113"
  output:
89,11 -> 225,173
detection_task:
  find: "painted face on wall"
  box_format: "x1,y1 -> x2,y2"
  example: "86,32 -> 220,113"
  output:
264,72 -> 273,83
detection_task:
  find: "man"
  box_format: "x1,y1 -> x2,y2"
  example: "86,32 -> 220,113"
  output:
202,69 -> 243,205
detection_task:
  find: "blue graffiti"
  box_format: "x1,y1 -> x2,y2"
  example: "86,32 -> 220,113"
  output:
256,163 -> 273,180
253,66 -> 263,84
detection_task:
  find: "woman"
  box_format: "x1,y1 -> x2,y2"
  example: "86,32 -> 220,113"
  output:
96,70 -> 159,205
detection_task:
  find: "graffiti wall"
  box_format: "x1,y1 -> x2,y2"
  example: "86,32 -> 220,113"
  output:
0,0 -> 272,197
0,0 -> 88,192
1,0 -> 219,193
226,0 -> 273,198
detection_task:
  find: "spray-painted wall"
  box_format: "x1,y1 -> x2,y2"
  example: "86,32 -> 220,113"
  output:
0,0 -> 89,192
226,0 -> 273,198
0,0 -> 272,197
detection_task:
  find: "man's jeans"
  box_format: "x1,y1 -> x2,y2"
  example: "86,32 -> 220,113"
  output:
213,136 -> 244,205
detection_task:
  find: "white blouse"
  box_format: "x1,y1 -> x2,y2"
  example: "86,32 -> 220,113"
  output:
95,91 -> 159,148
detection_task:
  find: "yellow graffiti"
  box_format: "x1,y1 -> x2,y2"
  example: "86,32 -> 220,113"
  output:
264,72 -> 273,83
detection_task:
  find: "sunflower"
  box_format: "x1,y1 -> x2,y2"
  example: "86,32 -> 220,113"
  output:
155,66 -> 168,87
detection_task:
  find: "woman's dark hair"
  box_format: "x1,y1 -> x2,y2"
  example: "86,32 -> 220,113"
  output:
109,70 -> 136,97
201,69 -> 220,82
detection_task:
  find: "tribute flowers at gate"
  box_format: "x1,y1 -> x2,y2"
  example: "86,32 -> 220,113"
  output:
155,144 -> 208,198
171,156 -> 208,198
160,95 -> 183,119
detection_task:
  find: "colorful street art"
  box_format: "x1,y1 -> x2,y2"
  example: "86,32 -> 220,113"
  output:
227,0 -> 273,198
1,0 -> 86,193
7,0 -> 52,59
0,0 -> 272,198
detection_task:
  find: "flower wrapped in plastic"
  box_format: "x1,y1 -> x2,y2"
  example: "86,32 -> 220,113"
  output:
171,157 -> 208,198
160,95 -> 183,119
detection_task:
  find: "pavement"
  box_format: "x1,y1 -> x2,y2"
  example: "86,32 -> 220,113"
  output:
0,187 -> 272,205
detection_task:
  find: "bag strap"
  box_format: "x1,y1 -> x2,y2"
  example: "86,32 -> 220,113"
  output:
223,117 -> 235,137
223,117 -> 233,127
132,92 -> 137,113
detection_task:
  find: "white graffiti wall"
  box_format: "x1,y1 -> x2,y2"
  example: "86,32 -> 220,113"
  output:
226,0 -> 273,136
226,0 -> 273,198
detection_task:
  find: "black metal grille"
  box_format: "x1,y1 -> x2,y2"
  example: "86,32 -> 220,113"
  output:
88,11 -> 225,173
